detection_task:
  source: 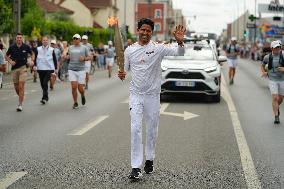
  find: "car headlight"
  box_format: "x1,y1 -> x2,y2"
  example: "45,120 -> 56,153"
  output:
161,65 -> 168,72
205,66 -> 217,73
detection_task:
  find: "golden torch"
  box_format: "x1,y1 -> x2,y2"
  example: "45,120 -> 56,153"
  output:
107,17 -> 125,73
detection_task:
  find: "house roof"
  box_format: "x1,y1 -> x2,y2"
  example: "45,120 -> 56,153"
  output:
79,0 -> 112,9
93,21 -> 103,28
37,0 -> 74,14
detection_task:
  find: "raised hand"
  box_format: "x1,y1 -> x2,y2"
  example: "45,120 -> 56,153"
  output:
173,25 -> 186,44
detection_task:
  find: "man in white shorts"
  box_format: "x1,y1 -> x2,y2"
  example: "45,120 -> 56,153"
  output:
261,40 -> 284,124
226,37 -> 240,85
66,34 -> 90,109
106,41 -> 115,78
82,35 -> 94,89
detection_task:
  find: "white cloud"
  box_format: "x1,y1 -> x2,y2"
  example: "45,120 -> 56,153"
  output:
172,0 -> 270,35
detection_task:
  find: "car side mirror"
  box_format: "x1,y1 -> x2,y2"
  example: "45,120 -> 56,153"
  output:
218,56 -> 227,63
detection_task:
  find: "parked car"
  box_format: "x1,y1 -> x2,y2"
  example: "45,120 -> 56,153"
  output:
161,40 -> 227,102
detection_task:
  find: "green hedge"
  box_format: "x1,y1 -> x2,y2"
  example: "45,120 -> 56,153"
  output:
43,21 -> 110,46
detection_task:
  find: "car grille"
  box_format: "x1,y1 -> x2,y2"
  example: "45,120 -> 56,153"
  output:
161,81 -> 212,91
166,72 -> 205,80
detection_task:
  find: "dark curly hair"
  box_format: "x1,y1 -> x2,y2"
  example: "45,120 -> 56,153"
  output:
138,18 -> 154,31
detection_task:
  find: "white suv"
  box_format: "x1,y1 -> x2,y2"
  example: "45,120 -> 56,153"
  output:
161,40 -> 227,102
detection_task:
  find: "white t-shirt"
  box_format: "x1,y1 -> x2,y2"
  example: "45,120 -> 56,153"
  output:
124,41 -> 184,95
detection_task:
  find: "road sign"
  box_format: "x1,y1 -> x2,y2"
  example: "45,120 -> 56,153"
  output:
246,23 -> 256,29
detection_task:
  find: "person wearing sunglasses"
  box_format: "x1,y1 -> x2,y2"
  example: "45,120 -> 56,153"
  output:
66,34 -> 90,109
261,40 -> 284,124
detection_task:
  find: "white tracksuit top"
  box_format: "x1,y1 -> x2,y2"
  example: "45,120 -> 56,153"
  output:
124,41 -> 184,95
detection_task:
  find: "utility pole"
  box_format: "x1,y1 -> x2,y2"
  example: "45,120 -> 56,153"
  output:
13,0 -> 21,35
254,0 -> 257,43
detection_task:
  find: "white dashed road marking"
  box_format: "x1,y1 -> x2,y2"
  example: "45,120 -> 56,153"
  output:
221,73 -> 261,189
0,171 -> 27,189
68,115 -> 109,136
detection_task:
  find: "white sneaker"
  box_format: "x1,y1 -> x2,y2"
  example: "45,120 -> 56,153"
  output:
16,105 -> 23,112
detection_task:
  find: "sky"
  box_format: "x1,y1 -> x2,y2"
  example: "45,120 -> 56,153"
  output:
172,0 -> 272,35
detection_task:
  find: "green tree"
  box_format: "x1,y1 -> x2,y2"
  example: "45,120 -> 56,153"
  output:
21,6 -> 45,36
0,0 -> 14,34
50,11 -> 73,23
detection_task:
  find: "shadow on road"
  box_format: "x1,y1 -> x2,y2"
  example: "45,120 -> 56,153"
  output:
160,93 -> 223,104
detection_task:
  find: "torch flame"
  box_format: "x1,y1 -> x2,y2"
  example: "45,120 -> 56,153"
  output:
107,17 -> 118,26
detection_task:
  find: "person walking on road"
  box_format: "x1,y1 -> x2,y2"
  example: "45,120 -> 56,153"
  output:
106,41 -> 115,78
66,34 -> 90,109
261,40 -> 284,124
49,40 -> 61,90
33,36 -> 57,105
81,35 -> 94,89
5,33 -> 34,112
226,37 -> 240,85
0,44 -> 6,89
118,18 -> 186,180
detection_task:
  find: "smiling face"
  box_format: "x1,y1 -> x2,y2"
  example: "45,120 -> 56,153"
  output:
137,24 -> 153,45
16,34 -> 23,46
42,37 -> 48,47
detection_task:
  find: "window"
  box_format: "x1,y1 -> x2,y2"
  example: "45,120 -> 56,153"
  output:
155,9 -> 162,18
154,23 -> 161,31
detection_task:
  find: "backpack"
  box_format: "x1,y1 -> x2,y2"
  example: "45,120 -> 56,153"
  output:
227,44 -> 239,53
268,52 -> 284,70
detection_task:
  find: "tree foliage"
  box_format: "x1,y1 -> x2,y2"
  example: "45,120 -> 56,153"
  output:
50,11 -> 74,23
21,6 -> 46,36
0,0 -> 14,34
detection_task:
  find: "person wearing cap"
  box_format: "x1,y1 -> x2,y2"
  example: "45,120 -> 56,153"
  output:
65,34 -> 90,109
106,40 -> 115,78
81,35 -> 94,89
33,36 -> 57,105
49,39 -> 61,90
226,37 -> 240,85
261,40 -> 284,124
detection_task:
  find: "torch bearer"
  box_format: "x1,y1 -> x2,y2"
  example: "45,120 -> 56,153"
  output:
107,17 -> 125,73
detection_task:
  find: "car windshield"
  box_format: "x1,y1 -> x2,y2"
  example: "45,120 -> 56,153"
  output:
184,45 -> 215,60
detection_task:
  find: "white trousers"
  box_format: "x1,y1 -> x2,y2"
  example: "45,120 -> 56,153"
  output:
129,93 -> 160,168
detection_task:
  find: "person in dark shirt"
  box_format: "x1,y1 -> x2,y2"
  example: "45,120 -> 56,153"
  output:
31,41 -> 38,82
5,33 -> 34,112
96,42 -> 106,70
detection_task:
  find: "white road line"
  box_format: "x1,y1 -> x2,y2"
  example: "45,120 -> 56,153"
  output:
68,115 -> 109,136
31,90 -> 37,93
221,74 -> 261,189
0,171 -> 27,189
160,103 -> 199,120
160,103 -> 169,112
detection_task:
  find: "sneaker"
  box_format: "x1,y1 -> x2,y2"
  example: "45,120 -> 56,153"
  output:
50,86 -> 54,91
278,108 -> 280,116
144,160 -> 154,174
128,168 -> 142,180
81,95 -> 86,105
274,115 -> 280,124
16,105 -> 23,112
40,99 -> 47,105
73,102 -> 79,109
229,79 -> 233,85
